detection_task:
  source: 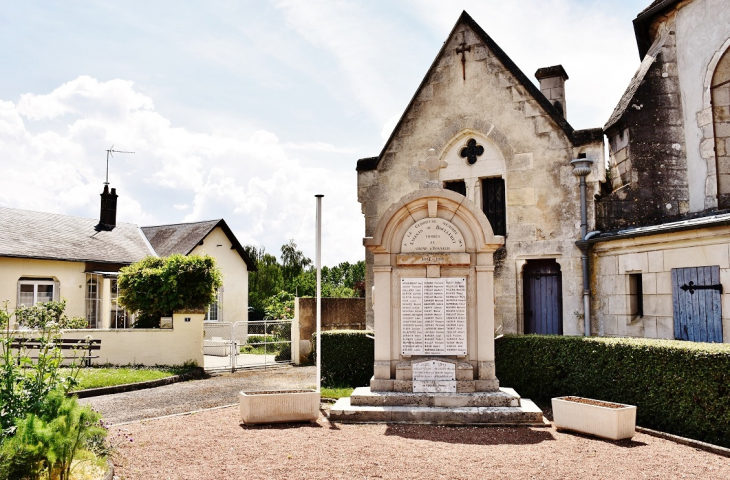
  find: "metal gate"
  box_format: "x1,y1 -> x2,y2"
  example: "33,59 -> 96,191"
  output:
671,266 -> 723,343
204,319 -> 292,372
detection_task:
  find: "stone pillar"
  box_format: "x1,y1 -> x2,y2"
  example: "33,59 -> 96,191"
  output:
372,264 -> 392,380
475,265 -> 498,390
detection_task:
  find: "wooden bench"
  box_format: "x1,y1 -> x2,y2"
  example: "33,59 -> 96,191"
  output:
10,338 -> 102,367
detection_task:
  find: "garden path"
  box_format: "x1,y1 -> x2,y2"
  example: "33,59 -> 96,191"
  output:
80,365 -> 316,424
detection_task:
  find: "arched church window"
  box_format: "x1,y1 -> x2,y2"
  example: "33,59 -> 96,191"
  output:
712,46 -> 730,207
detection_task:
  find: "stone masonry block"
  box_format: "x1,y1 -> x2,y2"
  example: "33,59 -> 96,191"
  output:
644,294 -> 673,317
417,84 -> 433,102
511,85 -> 528,103
618,252 -> 648,274
643,317 -> 658,338
509,152 -> 534,171
478,361 -> 495,380
642,272 -> 657,294
648,250 -> 664,272
533,115 -> 552,134
657,316 -> 674,339
655,272 -> 671,295
523,100 -> 543,117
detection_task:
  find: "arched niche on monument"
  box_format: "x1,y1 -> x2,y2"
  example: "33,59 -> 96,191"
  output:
364,188 -> 504,393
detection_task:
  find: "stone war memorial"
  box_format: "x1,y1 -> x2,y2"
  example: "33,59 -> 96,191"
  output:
330,190 -> 544,424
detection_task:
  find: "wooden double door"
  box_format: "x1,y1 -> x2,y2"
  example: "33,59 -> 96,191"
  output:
523,259 -> 563,335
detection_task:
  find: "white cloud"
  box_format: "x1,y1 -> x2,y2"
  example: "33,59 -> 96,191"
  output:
404,0 -> 639,129
0,76 -> 363,265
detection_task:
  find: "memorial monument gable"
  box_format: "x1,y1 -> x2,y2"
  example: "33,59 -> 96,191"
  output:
365,188 -> 503,393
331,189 -> 544,424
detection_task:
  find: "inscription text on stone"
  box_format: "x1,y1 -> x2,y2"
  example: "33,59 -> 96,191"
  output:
401,277 -> 467,356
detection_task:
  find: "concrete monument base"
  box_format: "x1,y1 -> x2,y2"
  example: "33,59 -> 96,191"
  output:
330,384 -> 545,426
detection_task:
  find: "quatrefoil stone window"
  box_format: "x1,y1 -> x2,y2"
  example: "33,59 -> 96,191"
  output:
459,138 -> 484,165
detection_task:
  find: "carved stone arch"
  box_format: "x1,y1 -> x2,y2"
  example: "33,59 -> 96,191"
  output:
365,188 -> 504,256
701,38 -> 730,209
429,115 -> 515,163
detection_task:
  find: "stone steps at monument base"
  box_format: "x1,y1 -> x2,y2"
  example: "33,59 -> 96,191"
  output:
350,387 -> 521,408
329,397 -> 546,426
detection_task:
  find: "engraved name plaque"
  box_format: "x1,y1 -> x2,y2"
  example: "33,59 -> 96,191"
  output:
412,360 -> 457,393
401,277 -> 467,356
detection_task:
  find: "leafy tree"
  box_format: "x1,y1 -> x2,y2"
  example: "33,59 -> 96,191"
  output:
118,254 -> 222,327
245,240 -> 366,315
280,239 -> 312,288
244,246 -> 285,313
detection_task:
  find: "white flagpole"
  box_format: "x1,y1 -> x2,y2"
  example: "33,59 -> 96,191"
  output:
315,194 -> 323,393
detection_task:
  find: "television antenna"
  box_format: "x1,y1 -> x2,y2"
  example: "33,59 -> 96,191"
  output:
105,145 -> 135,185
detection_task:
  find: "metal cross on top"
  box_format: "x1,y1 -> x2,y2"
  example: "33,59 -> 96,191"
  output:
455,40 -> 471,81
460,139 -> 484,165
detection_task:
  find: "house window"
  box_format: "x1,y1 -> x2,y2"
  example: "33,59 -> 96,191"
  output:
629,274 -> 643,318
205,288 -> 223,321
481,177 -> 506,236
17,278 -> 56,307
444,180 -> 467,196
110,278 -> 130,328
85,273 -> 102,329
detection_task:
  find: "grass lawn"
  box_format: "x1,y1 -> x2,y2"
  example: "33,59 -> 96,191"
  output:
320,387 -> 354,399
66,365 -> 197,391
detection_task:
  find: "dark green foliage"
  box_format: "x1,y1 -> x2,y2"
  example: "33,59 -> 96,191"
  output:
0,391 -> 105,480
245,239 -> 365,313
312,331 -> 374,387
118,254 -> 222,327
495,335 -> 730,447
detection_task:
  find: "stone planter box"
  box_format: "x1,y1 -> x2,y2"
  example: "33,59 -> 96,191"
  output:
552,396 -> 636,440
239,390 -> 320,424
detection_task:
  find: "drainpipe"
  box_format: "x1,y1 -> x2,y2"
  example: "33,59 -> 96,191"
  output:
571,155 -> 594,336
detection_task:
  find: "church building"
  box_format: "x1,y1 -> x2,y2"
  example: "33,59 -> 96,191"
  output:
357,11 -> 604,338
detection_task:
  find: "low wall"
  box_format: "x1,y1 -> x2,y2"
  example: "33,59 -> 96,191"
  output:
292,297 -> 366,364
60,313 -> 205,366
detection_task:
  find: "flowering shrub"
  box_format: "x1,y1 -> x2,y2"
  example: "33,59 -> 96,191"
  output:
14,299 -> 88,329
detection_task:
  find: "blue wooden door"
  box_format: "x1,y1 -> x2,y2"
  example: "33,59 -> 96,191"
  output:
671,266 -> 723,343
523,260 -> 563,335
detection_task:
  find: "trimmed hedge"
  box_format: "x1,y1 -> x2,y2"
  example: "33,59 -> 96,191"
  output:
495,335 -> 730,447
311,330 -> 374,388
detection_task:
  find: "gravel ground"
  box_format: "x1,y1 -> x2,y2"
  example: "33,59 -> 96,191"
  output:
111,405 -> 730,480
81,365 -> 315,424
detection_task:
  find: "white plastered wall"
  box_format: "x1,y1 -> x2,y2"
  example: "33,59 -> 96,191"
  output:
189,227 -> 249,322
0,257 -> 88,321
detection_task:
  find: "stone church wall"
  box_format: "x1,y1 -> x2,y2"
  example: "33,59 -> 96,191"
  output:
358,21 -> 604,337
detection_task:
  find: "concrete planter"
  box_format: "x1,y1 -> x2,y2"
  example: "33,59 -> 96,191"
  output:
552,396 -> 637,440
239,390 -> 320,424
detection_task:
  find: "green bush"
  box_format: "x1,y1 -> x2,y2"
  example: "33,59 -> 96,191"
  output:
495,335 -> 730,447
15,300 -> 88,329
311,330 -> 373,387
118,254 -> 222,327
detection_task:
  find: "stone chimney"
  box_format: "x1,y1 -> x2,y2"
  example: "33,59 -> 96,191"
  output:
99,185 -> 118,230
535,65 -> 569,118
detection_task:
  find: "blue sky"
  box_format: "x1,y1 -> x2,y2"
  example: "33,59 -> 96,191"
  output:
0,0 -> 649,265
